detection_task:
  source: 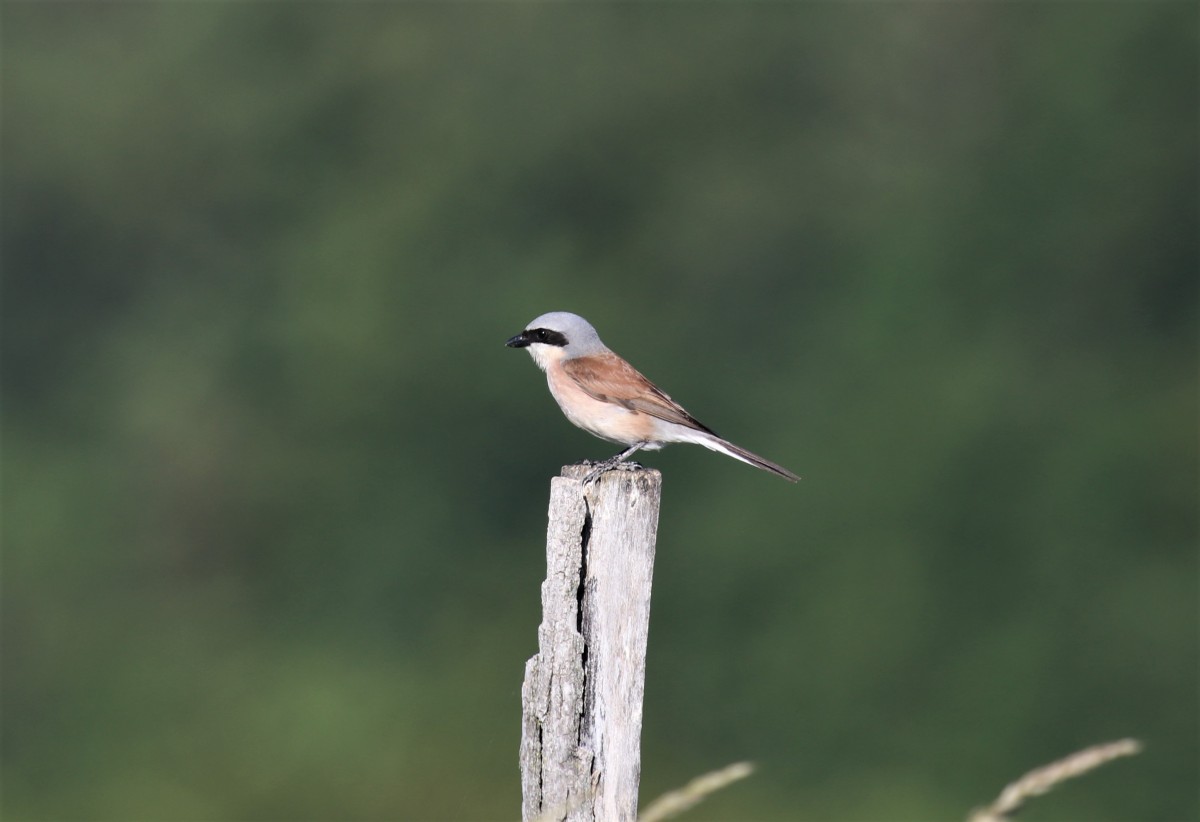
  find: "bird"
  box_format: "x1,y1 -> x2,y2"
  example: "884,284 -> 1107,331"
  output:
506,311 -> 800,483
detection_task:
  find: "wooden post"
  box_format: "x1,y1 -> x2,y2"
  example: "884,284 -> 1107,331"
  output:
520,464 -> 663,822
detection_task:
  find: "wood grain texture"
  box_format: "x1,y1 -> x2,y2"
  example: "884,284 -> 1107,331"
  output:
520,464 -> 663,822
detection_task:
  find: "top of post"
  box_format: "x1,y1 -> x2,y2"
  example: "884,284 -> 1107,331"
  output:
558,463 -> 662,493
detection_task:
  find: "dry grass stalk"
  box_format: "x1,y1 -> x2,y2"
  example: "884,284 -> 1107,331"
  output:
968,738 -> 1143,822
637,761 -> 756,822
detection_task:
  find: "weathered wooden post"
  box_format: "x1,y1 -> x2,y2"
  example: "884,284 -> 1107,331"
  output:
520,464 -> 662,822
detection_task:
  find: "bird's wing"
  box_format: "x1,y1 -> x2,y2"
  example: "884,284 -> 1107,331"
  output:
562,352 -> 715,434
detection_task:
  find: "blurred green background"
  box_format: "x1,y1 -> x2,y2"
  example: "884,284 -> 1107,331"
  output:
3,3 -> 1196,821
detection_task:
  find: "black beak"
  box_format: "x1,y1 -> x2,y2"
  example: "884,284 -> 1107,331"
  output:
506,331 -> 532,348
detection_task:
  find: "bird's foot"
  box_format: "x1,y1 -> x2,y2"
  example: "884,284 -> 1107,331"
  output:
574,442 -> 648,484
579,458 -> 645,485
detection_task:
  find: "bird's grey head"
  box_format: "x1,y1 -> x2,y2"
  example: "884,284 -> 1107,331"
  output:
505,312 -> 608,370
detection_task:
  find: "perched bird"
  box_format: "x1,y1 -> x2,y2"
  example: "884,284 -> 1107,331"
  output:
506,311 -> 799,482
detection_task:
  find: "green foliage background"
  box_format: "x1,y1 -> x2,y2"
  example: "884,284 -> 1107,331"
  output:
3,4 -> 1196,820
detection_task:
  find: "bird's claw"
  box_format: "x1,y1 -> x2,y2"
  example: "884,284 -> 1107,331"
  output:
580,459 -> 644,484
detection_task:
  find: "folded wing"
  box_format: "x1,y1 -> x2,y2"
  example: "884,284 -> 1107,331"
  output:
562,352 -> 715,434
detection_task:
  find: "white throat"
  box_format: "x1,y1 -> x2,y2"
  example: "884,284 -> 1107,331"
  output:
527,343 -> 567,372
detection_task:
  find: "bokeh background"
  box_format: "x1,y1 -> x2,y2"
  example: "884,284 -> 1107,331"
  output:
3,3 -> 1196,821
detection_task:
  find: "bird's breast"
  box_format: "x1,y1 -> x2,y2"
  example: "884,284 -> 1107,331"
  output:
545,366 -> 656,446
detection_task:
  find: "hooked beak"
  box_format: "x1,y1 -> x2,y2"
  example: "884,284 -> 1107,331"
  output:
505,331 -> 532,348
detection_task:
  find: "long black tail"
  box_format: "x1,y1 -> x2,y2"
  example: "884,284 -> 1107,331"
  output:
701,434 -> 801,482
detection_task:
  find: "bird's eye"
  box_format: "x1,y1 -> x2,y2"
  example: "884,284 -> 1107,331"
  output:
534,329 -> 548,342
